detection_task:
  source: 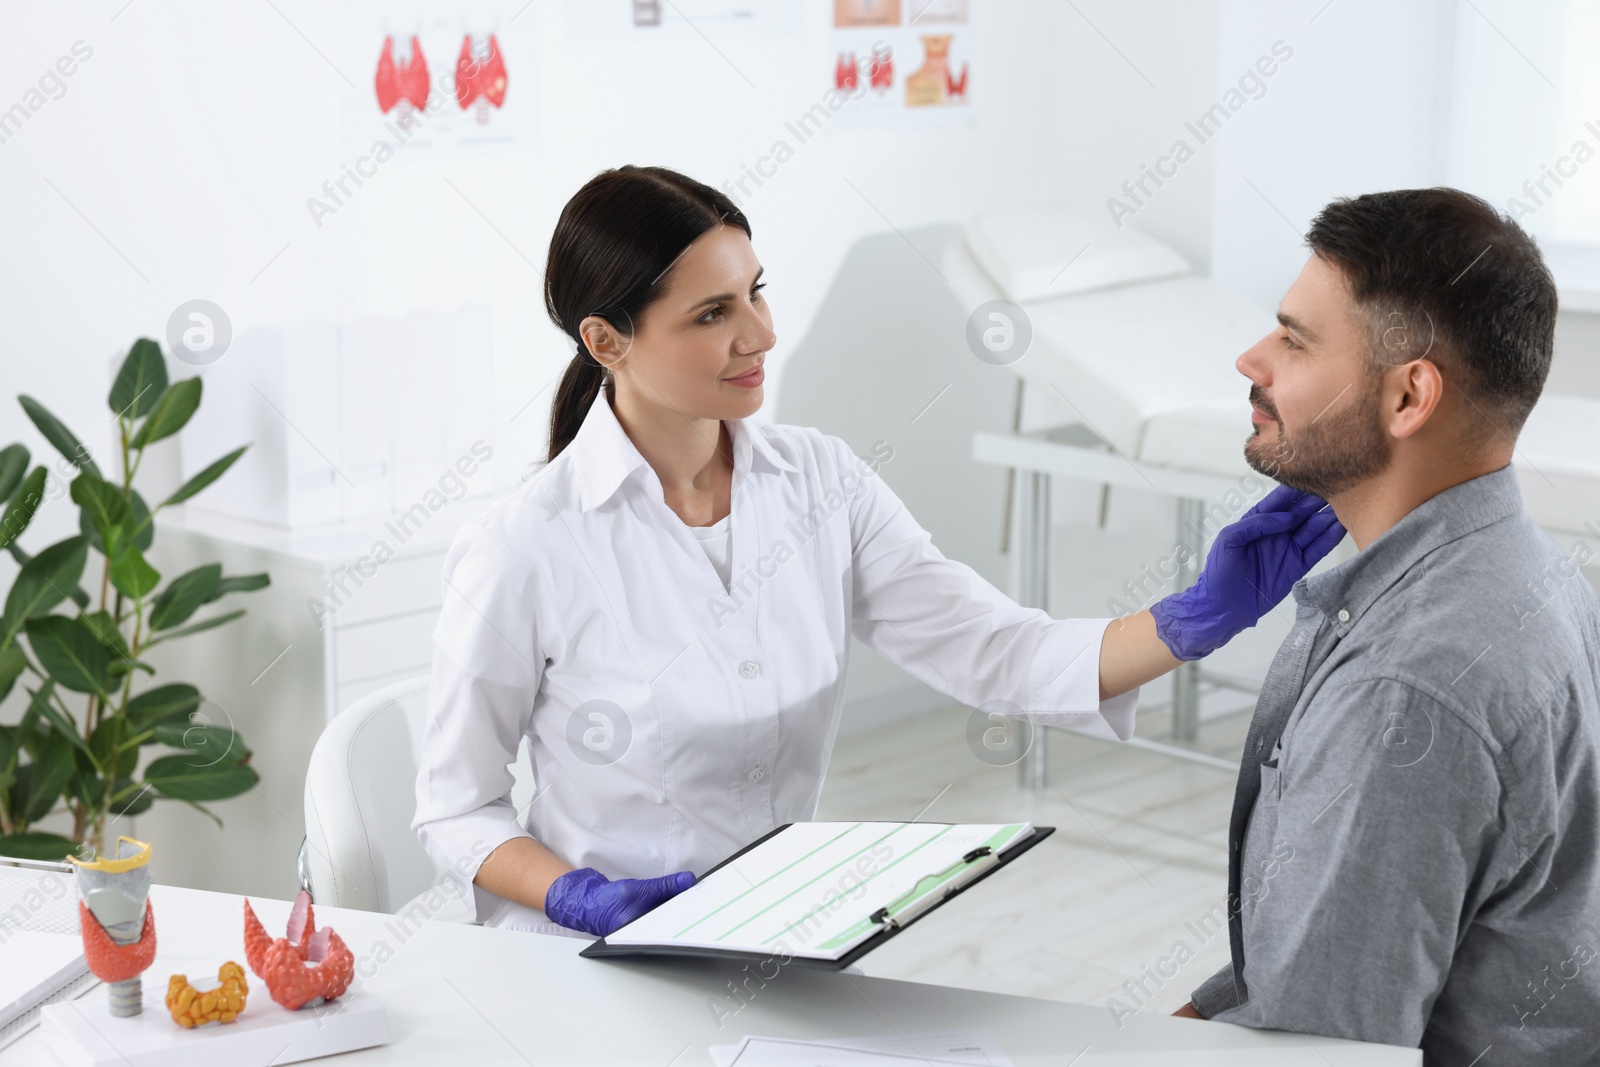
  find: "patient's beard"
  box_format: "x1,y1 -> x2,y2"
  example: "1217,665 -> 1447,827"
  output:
1244,379 -> 1391,498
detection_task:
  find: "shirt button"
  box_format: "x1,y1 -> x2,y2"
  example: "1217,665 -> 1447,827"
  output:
1337,609 -> 1350,623
748,766 -> 764,782
739,660 -> 761,678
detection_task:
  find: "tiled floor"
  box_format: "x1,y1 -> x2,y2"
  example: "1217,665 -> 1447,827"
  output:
815,686 -> 1255,1023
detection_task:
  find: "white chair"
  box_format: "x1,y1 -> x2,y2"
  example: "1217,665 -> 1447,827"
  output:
299,675 -> 532,918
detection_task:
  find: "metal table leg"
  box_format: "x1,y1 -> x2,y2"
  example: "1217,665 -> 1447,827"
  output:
1172,497 -> 1204,742
974,429 -> 1255,776
1018,469 -> 1051,790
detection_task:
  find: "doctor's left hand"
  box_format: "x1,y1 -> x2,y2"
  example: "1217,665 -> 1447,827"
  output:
1150,486 -> 1345,661
543,866 -> 698,938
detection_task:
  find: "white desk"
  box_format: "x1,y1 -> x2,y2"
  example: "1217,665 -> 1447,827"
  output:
3,885 -> 1419,1066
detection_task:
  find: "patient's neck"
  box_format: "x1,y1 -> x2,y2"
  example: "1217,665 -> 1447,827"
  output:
1330,447 -> 1512,551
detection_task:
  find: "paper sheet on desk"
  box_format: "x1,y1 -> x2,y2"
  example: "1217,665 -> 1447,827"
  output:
0,931 -> 89,1030
710,1030 -> 1015,1066
1070,1050 -> 1419,1066
709,1032 -> 1418,1066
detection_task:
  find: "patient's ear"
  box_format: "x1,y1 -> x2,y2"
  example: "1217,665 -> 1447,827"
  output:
1386,358 -> 1444,439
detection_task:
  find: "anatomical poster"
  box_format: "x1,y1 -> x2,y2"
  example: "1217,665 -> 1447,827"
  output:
338,3 -> 535,153
834,0 -> 900,27
830,0 -> 972,128
565,0 -> 803,41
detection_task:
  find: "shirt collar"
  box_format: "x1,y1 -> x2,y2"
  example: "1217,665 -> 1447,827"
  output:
1295,464 -> 1525,631
568,388 -> 797,512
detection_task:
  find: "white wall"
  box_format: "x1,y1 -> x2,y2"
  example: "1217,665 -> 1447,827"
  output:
1209,0 -> 1600,401
1209,0 -> 1457,312
1,0 -> 1221,524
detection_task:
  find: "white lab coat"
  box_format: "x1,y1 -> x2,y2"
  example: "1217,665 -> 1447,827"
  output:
412,389 -> 1138,935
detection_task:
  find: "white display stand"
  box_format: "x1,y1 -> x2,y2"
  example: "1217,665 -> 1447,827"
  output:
39,976 -> 388,1067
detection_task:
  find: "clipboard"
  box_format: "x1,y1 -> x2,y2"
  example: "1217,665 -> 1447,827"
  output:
580,822 -> 1055,970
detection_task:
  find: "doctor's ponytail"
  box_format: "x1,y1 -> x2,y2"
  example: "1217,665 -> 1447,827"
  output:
543,165 -> 751,464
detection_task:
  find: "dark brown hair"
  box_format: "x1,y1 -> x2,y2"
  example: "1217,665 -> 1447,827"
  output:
543,165 -> 751,463
1306,187 -> 1557,435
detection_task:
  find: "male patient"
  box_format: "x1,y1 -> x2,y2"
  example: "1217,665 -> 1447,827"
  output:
1164,188 -> 1600,1062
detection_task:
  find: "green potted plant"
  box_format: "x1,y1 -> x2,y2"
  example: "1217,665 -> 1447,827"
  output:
0,337 -> 267,860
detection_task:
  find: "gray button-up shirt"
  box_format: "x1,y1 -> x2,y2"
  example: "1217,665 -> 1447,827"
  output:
1189,465 -> 1600,1064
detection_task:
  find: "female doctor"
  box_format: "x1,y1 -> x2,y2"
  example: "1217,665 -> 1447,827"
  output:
411,165 -> 1343,938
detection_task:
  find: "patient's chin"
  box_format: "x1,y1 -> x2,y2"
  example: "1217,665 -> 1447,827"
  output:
1244,431 -> 1390,498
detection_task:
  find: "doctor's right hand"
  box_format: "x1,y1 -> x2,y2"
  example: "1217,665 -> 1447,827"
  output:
542,866 -> 697,938
1149,486 -> 1344,661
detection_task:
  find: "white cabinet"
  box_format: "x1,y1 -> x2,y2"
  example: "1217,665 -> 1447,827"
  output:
130,496 -> 494,901
177,307 -> 494,529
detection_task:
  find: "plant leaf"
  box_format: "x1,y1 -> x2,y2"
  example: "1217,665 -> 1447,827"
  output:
0,466 -> 48,552
70,472 -> 131,547
109,543 -> 161,600
18,395 -> 100,479
0,444 -> 29,503
143,755 -> 257,801
25,615 -> 113,697
143,609 -> 244,648
109,338 -> 169,420
1,684 -> 45,780
0,728 -> 14,795
0,832 -> 80,861
0,644 -> 24,705
126,683 -> 201,733
160,445 -> 248,509
153,721 -> 250,767
66,755 -> 99,809
205,573 -> 270,602
0,536 -> 90,645
90,719 -> 139,778
130,378 -> 201,450
81,610 -> 131,659
14,733 -> 75,822
148,563 -> 221,631
122,489 -> 154,551
109,778 -> 154,816
25,680 -> 96,767
0,736 -> 19,795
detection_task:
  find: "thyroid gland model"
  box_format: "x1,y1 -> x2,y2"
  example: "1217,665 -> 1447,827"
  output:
243,890 -> 355,1011
71,837 -> 158,1018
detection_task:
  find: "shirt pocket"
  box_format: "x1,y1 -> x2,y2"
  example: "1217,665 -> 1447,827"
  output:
1239,741 -> 1286,918
1261,738 -> 1284,801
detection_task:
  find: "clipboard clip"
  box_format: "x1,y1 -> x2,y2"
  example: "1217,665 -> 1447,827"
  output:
869,846 -> 995,931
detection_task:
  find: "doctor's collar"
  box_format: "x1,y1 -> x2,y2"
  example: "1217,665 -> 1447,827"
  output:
569,388 -> 796,512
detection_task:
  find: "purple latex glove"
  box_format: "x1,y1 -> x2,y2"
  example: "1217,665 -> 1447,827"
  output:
1150,486 -> 1346,661
543,866 -> 697,938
